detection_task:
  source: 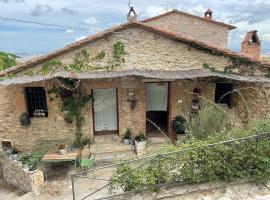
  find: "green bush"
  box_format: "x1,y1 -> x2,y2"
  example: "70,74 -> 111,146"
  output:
172,116 -> 187,134
109,119 -> 270,192
187,100 -> 232,138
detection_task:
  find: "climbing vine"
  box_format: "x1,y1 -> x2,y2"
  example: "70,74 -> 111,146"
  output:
44,42 -> 126,147
203,57 -> 257,76
48,78 -> 92,148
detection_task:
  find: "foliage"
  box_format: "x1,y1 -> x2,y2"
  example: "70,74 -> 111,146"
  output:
28,158 -> 38,171
0,51 -> 17,71
134,132 -> 148,142
65,42 -> 126,72
19,154 -> 32,165
187,99 -> 232,139
109,119 -> 270,192
48,78 -> 92,148
11,148 -> 18,154
41,60 -> 62,75
265,69 -> 270,78
58,144 -> 66,150
172,116 -> 187,134
123,129 -> 132,140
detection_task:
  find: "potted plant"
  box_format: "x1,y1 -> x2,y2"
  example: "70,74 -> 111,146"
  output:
59,144 -> 67,155
123,129 -> 132,145
11,148 -> 19,160
28,159 -> 38,173
172,116 -> 187,140
19,154 -> 32,170
134,133 -> 148,156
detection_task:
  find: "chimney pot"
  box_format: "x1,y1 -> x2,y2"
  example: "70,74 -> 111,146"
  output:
241,30 -> 261,59
204,9 -> 213,20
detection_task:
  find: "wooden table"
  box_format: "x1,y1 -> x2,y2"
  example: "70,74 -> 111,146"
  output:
41,150 -> 79,167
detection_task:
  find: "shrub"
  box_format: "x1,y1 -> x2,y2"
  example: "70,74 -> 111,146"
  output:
172,116 -> 187,134
109,119 -> 270,192
187,100 -> 232,138
123,129 -> 132,140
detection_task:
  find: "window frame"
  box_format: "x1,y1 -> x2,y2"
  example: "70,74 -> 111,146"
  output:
24,87 -> 48,118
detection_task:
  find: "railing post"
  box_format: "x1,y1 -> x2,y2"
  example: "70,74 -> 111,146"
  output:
72,174 -> 76,200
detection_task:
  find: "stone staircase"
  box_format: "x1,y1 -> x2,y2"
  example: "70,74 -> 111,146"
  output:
86,135 -> 169,165
89,135 -> 137,165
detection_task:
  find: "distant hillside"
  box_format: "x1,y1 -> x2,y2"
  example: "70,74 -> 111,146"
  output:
262,56 -> 270,62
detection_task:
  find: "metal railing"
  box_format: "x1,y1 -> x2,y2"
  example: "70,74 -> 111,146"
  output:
71,133 -> 270,200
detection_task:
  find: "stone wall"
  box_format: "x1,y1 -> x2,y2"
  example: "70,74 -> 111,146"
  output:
18,26 -> 264,77
0,77 -> 146,151
1,76 -> 269,151
0,151 -> 44,193
144,12 -> 230,48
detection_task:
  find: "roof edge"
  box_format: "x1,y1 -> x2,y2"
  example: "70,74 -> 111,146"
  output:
141,9 -> 237,30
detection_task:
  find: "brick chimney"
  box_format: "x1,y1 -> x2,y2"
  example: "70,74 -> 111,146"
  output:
127,7 -> 137,23
241,30 -> 261,59
204,9 -> 213,20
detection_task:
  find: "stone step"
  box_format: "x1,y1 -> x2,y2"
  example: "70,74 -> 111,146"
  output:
148,136 -> 171,144
94,151 -> 137,164
91,143 -> 135,154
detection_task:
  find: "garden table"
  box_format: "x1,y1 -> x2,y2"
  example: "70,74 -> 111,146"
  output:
41,149 -> 79,167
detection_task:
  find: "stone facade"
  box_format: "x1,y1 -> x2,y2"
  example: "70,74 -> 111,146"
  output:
19,27 -> 263,76
0,24 -> 269,152
144,12 -> 231,48
0,151 -> 44,193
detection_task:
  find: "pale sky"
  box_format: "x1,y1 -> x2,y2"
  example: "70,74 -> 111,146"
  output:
0,0 -> 270,56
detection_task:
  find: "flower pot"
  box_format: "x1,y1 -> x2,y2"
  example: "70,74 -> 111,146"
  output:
123,139 -> 131,145
59,149 -> 67,155
22,164 -> 29,170
5,149 -> 12,156
28,168 -> 37,174
11,154 -> 19,160
135,141 -> 147,157
135,141 -> 146,148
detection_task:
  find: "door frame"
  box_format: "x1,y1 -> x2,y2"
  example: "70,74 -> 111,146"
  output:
145,81 -> 171,137
91,88 -> 119,135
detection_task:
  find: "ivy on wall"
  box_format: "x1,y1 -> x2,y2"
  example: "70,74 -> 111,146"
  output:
48,78 -> 92,148
0,41 -> 126,80
203,57 -> 257,76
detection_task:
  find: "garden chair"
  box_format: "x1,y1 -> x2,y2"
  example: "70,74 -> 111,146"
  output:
32,151 -> 47,161
79,147 -> 96,170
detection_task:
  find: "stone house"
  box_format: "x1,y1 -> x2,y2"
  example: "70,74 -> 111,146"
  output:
0,8 -> 270,152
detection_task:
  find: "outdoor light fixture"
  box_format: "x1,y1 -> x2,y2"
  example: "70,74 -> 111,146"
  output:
127,98 -> 138,110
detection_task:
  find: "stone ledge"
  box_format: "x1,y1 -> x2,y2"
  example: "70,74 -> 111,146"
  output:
0,151 -> 44,194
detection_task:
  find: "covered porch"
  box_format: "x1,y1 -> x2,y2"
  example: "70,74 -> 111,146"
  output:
0,68 -> 270,157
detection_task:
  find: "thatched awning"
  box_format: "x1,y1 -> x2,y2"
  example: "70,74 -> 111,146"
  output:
0,69 -> 270,86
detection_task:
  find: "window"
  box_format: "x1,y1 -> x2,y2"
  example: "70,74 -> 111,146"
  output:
25,87 -> 48,117
215,83 -> 233,108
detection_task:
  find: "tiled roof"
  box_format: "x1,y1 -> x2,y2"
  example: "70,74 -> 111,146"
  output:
1,69 -> 270,86
1,22 -> 269,77
141,9 -> 236,30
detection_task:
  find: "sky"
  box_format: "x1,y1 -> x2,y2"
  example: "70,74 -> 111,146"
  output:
0,0 -> 270,56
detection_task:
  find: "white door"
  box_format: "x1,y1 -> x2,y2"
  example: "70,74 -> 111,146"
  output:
93,88 -> 117,132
